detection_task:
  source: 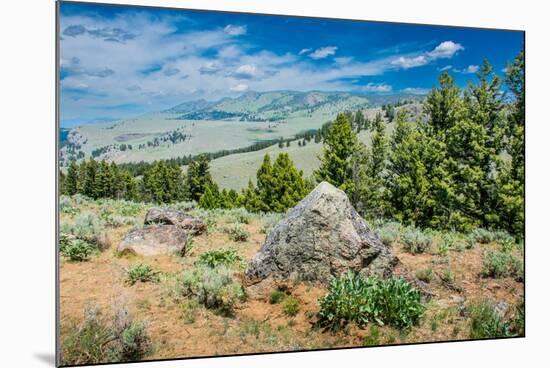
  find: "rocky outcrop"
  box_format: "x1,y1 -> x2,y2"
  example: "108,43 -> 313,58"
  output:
117,225 -> 188,256
144,208 -> 206,235
245,181 -> 398,283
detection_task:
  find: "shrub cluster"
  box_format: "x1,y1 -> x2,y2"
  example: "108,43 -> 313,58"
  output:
61,305 -> 151,365
225,224 -> 250,242
400,227 -> 433,254
318,271 -> 425,330
180,265 -> 246,316
482,251 -> 523,279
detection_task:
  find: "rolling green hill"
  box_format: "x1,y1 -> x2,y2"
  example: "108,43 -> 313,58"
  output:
59,91 -> 423,167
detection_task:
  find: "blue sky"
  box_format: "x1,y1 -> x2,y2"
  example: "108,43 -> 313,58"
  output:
59,2 -> 524,127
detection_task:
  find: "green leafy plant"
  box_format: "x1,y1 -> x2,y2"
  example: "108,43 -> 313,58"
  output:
318,271 -> 425,330
60,238 -> 95,262
196,248 -> 244,268
125,264 -> 159,285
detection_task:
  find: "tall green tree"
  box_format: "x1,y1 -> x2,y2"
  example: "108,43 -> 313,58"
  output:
185,154 -> 214,201
141,161 -> 185,203
495,51 -> 524,236
353,113 -> 389,218
268,153 -> 309,212
315,113 -> 358,194
64,160 -> 79,195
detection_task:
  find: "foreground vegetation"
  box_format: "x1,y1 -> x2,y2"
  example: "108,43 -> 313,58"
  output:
59,196 -> 524,364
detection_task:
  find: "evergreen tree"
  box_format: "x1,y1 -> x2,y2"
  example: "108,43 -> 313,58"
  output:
385,111 -> 434,226
315,113 -> 358,194
268,153 -> 309,212
141,161 -> 184,203
186,155 -> 214,201
241,179 -> 262,212
199,184 -> 220,209
64,160 -> 79,195
82,159 -> 98,198
256,154 -> 275,212
495,51 -> 524,236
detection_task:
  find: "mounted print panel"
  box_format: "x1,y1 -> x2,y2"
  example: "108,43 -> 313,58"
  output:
57,1 -> 525,366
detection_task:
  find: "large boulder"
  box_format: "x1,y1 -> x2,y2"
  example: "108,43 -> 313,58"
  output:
245,181 -> 398,283
117,225 -> 188,256
144,208 -> 206,235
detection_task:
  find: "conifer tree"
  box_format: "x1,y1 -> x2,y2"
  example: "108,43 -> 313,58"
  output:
495,51 -> 524,236
199,184 -> 220,209
64,160 -> 79,195
268,153 -> 308,212
186,155 -> 214,201
256,154 -> 275,212
315,113 -> 358,194
241,179 -> 262,212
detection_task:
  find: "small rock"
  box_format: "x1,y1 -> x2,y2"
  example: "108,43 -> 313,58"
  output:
144,207 -> 206,235
117,225 -> 187,256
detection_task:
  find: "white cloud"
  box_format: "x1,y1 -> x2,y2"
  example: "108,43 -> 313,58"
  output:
59,10 -> 468,124
223,24 -> 247,36
230,84 -> 249,92
463,65 -> 479,74
439,65 -> 453,71
362,83 -> 392,93
391,55 -> 428,69
427,41 -> 464,59
401,87 -> 429,95
390,41 -> 463,70
309,46 -> 338,59
334,57 -> 353,65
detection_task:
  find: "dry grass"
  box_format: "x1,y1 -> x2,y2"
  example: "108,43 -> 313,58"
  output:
60,200 -> 524,362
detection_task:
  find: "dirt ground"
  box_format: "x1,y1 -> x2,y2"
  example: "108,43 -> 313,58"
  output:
59,206 -> 524,361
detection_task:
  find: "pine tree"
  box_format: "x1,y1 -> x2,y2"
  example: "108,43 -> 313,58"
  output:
256,154 -> 275,212
82,159 -> 98,198
64,160 -> 79,195
241,179 -> 262,212
385,111 -> 434,226
315,113 -> 358,194
268,153 -> 309,212
354,109 -> 365,131
141,161 -> 184,203
495,51 -> 524,237
186,155 -> 214,201
199,184 -> 220,209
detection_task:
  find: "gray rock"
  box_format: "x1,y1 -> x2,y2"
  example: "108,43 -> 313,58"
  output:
144,207 -> 206,235
245,181 -> 398,283
117,225 -> 187,256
